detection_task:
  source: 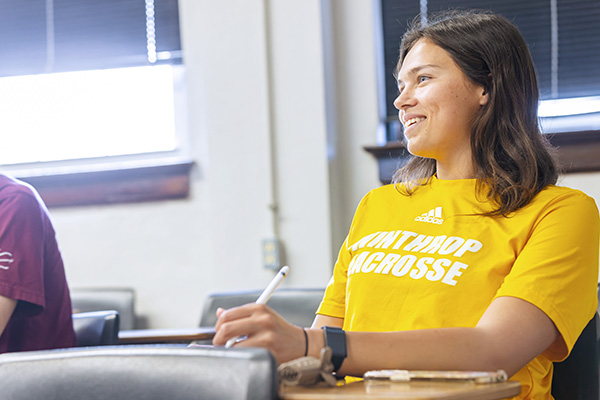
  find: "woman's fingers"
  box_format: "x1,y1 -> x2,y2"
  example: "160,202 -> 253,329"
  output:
213,303 -> 307,362
213,303 -> 272,346
214,303 -> 256,330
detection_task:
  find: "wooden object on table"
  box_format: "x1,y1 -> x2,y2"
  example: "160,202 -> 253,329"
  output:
118,327 -> 216,344
280,379 -> 521,400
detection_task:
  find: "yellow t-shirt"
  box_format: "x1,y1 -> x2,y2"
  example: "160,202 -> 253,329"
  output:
317,176 -> 599,399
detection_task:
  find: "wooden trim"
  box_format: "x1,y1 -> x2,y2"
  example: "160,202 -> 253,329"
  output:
547,130 -> 600,173
365,130 -> 600,184
17,161 -> 195,208
363,143 -> 411,185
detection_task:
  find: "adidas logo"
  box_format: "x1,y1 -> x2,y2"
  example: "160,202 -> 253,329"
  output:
415,207 -> 444,225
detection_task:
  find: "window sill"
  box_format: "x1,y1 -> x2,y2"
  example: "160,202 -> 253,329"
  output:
365,130 -> 600,184
16,160 -> 195,208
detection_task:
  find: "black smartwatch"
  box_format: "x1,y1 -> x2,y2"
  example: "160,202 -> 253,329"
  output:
322,326 -> 347,373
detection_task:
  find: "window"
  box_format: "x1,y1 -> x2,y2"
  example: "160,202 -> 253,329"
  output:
377,0 -> 600,143
368,0 -> 600,180
0,65 -> 180,165
0,0 -> 191,206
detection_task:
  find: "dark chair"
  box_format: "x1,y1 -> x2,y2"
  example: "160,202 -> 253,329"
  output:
551,312 -> 600,400
199,288 -> 325,328
0,345 -> 277,400
72,310 -> 120,346
70,287 -> 137,330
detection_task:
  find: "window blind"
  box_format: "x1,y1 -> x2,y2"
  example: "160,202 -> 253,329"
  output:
0,0 -> 182,78
379,0 -> 600,134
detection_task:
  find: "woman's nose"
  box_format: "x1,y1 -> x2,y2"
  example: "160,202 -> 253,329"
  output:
393,87 -> 415,111
393,95 -> 402,110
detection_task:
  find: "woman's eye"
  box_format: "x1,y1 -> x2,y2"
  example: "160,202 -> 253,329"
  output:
418,75 -> 430,83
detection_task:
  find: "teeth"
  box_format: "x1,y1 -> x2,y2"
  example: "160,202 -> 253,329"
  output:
404,117 -> 424,128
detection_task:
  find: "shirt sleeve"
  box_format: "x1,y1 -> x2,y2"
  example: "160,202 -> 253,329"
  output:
317,192 -> 374,319
494,191 -> 599,361
0,191 -> 46,312
317,235 -> 351,318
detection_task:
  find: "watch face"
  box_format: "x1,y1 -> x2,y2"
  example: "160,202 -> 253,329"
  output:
323,327 -> 347,372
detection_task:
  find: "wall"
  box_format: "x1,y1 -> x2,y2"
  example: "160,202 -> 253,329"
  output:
49,1 -> 600,329
50,0 -> 380,329
560,173 -> 600,206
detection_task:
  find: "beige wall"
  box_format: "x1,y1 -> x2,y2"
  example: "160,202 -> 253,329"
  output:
49,1 -> 600,329
559,173 -> 600,206
51,0 -> 380,329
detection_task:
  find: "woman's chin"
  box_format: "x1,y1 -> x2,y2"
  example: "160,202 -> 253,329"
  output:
406,145 -> 437,161
405,142 -> 425,157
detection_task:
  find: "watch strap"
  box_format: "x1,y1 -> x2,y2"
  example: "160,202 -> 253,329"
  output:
322,326 -> 347,372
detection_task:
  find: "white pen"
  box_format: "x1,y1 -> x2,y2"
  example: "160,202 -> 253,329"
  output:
225,265 -> 290,348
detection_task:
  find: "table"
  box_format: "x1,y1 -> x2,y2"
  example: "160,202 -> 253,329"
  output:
280,379 -> 521,400
118,326 -> 216,344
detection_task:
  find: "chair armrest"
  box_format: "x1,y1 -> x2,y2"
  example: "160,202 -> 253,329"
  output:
0,345 -> 278,399
118,327 -> 216,344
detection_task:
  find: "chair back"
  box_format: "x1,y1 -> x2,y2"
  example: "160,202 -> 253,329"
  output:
551,312 -> 600,400
0,345 -> 277,400
71,287 -> 136,330
200,288 -> 325,328
72,310 -> 120,346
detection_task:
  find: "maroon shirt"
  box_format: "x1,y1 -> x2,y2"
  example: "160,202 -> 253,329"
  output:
0,174 -> 76,352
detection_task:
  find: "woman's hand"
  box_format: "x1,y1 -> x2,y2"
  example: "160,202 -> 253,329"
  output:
212,303 -> 306,363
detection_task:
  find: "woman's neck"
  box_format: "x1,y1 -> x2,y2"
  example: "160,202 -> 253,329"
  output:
436,157 -> 476,180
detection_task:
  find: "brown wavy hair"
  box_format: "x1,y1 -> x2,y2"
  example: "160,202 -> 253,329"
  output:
392,10 -> 559,216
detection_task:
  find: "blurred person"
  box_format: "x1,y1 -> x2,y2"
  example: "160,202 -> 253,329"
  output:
0,173 -> 76,352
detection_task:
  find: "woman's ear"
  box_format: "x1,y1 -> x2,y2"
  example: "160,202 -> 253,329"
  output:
479,74 -> 492,106
479,86 -> 489,106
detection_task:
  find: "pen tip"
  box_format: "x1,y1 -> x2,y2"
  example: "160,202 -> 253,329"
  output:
280,265 -> 290,276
